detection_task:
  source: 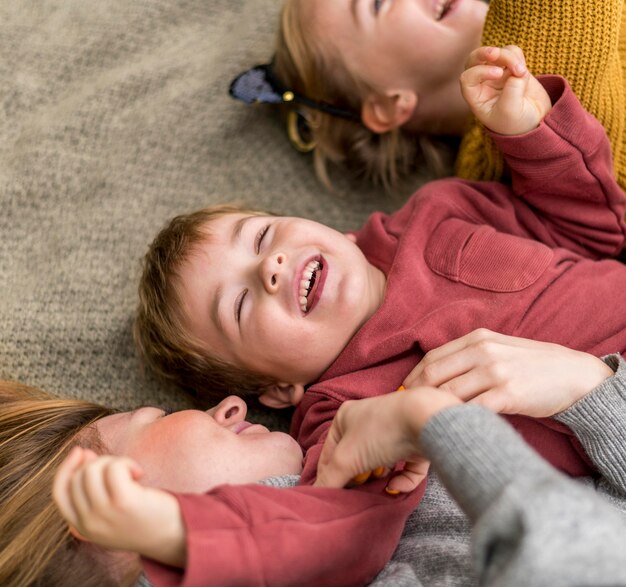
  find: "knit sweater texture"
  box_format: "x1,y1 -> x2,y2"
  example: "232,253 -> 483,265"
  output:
455,0 -> 626,191
232,356 -> 626,587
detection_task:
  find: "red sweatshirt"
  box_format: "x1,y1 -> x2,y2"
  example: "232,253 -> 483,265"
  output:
145,77 -> 626,587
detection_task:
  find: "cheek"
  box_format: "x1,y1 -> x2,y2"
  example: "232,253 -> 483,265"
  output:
125,421 -> 215,491
128,442 -> 198,490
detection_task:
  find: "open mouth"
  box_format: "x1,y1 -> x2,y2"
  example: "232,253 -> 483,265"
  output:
298,257 -> 325,314
435,0 -> 455,20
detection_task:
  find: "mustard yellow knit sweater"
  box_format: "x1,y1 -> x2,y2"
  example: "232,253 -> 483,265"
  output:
455,0 -> 626,191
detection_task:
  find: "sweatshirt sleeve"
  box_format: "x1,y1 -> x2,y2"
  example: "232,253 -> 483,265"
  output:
141,479 -> 424,587
420,404 -> 626,587
488,75 -> 626,259
455,0 -> 626,192
554,354 -> 626,495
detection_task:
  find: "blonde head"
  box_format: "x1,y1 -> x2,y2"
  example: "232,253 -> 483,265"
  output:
0,380 -> 141,587
274,0 -> 442,191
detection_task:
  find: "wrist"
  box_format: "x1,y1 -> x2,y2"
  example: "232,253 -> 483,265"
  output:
403,387 -> 462,447
142,492 -> 186,568
571,354 -> 615,406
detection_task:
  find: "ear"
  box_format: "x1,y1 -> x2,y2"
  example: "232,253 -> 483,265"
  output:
362,90 -> 418,134
259,383 -> 305,409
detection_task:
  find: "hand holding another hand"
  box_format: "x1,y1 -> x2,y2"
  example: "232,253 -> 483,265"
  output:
315,329 -> 613,494
315,387 -> 461,493
403,329 -> 614,418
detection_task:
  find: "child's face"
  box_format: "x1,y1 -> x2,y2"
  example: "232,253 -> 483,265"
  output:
176,213 -> 386,390
309,0 -> 487,97
95,395 -> 303,493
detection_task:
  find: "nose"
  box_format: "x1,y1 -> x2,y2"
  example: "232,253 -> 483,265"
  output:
207,395 -> 247,426
259,252 -> 286,293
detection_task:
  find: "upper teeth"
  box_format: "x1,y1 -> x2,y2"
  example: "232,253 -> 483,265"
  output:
299,259 -> 321,313
435,0 -> 450,19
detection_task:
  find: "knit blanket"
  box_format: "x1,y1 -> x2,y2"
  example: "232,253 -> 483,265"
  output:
0,0 -> 427,426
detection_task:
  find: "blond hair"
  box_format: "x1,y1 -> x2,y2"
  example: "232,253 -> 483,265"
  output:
274,0 -> 443,191
0,380 -> 140,587
134,204 -> 277,402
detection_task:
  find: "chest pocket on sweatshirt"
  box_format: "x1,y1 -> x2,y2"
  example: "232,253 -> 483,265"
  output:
424,218 -> 553,292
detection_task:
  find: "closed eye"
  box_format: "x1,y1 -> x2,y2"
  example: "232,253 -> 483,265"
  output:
235,289 -> 248,323
255,225 -> 270,254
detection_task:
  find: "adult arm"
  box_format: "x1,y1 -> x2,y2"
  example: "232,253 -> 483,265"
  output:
554,354 -> 626,495
403,330 -> 626,494
422,404 -> 626,587
315,386 -> 626,587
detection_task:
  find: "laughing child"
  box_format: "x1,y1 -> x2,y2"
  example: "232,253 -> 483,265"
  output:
131,46 -> 626,583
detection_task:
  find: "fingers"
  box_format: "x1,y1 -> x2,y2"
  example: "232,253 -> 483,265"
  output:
351,466 -> 389,485
386,459 -> 430,494
373,466 -> 389,478
404,329 -> 495,381
404,329 -> 493,388
460,64 -> 504,94
351,470 -> 372,485
53,447 -> 143,541
468,388 -> 510,413
461,45 -> 530,112
465,45 -> 527,76
53,446 -> 88,531
404,329 -> 530,391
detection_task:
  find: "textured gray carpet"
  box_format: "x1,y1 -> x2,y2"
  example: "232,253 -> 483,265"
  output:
0,0 -> 432,428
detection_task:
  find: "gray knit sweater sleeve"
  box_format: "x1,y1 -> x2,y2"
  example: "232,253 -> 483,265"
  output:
421,400 -> 626,586
553,354 -> 626,494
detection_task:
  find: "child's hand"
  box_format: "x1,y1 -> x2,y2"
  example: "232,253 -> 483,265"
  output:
460,46 -> 552,136
53,447 -> 186,567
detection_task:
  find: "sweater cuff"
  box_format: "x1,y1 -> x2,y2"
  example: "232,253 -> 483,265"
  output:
420,404 -> 556,521
554,354 -> 626,488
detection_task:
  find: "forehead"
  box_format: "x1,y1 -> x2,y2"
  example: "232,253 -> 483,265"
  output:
191,212 -> 269,251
